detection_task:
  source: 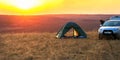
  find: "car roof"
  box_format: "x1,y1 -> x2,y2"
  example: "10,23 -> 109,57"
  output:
107,20 -> 120,21
110,16 -> 120,20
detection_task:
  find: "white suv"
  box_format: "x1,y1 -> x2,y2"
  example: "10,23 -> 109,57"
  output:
98,20 -> 120,39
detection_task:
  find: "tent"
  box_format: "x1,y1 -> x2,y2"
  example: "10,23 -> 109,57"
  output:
56,22 -> 87,39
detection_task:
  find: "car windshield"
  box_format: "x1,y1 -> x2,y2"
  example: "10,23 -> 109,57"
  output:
103,21 -> 120,26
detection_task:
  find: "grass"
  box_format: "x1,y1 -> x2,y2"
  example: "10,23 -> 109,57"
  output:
0,32 -> 119,60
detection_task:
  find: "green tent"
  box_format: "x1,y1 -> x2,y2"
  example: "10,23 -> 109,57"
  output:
56,22 -> 87,39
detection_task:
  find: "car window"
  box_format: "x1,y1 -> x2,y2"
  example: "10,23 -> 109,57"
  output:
103,21 -> 120,26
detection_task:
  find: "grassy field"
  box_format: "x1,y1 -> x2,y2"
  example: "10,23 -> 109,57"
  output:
0,32 -> 120,60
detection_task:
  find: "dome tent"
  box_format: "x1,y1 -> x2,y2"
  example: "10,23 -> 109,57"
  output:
56,22 -> 87,39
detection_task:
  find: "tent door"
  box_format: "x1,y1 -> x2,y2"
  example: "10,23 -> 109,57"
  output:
73,29 -> 79,37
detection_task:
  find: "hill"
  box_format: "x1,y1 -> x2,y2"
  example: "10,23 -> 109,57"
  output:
0,14 -> 120,60
0,32 -> 119,60
0,14 -> 119,33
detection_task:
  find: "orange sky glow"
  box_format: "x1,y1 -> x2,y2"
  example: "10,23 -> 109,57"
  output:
0,0 -> 120,15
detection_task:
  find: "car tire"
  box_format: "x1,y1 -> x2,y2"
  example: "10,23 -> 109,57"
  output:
113,36 -> 120,40
99,34 -> 103,40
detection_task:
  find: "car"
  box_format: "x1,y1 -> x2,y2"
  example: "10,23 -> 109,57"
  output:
98,19 -> 120,40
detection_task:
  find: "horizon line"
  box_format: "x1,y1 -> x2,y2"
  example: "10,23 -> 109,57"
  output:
0,13 -> 120,16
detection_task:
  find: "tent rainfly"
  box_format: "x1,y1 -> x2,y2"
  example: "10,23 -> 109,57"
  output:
56,22 -> 87,39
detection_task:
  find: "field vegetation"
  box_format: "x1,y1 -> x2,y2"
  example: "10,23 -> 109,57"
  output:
0,32 -> 119,60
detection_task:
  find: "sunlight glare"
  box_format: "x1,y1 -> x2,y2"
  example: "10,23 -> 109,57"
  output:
9,0 -> 42,10
0,0 -> 64,15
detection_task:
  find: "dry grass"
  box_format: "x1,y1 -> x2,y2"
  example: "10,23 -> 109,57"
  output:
0,32 -> 119,60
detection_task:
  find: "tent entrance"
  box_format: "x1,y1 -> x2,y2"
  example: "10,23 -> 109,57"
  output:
65,28 -> 79,38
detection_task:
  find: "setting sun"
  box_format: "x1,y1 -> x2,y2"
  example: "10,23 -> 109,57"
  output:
0,0 -> 63,15
9,0 -> 42,10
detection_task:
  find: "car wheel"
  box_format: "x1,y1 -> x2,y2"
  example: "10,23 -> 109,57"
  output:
99,34 -> 103,40
113,36 -> 120,40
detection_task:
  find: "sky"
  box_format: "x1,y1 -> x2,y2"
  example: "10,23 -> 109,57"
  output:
0,0 -> 120,15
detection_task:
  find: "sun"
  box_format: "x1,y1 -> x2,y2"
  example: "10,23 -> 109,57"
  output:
9,0 -> 43,10
0,0 -> 64,15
